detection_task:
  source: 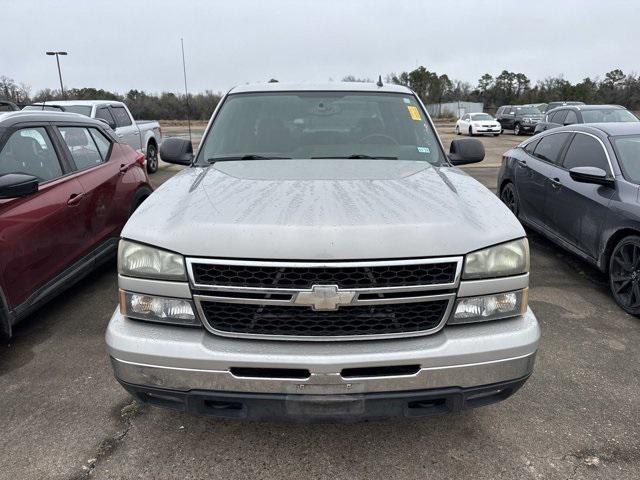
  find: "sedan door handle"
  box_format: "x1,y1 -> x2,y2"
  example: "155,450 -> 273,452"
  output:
517,160 -> 527,167
119,164 -> 130,175
132,131 -> 140,135
550,177 -> 562,189
67,193 -> 84,206
117,134 -> 124,138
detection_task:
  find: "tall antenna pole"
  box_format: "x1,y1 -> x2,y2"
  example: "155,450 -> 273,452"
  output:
181,38 -> 192,143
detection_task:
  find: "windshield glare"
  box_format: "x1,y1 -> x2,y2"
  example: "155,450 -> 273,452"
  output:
198,92 -> 445,165
614,136 -> 640,183
582,109 -> 638,123
471,113 -> 493,121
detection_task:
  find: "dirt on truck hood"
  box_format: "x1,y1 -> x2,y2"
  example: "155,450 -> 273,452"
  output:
123,159 -> 525,260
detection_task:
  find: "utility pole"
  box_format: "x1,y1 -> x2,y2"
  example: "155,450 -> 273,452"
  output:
46,51 -> 67,97
180,38 -> 192,143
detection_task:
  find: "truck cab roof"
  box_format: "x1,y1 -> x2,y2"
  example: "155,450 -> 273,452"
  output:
228,82 -> 413,95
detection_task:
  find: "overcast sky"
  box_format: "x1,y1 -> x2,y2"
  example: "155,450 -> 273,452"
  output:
2,0 -> 639,95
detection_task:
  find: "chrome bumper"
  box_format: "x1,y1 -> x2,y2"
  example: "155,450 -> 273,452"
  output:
107,307 -> 539,395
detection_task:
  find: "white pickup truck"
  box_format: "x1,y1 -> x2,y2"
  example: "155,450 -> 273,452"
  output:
24,100 -> 162,173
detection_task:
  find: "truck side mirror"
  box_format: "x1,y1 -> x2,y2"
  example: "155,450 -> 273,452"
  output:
448,138 -> 485,166
0,173 -> 39,199
159,137 -> 194,165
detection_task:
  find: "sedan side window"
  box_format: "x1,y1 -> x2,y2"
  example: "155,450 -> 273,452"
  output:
564,110 -> 578,125
524,139 -> 540,154
533,133 -> 571,164
0,127 -> 63,182
562,133 -> 610,173
58,127 -> 105,171
553,110 -> 568,125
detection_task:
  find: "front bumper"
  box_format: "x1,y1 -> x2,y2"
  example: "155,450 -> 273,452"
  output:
474,127 -> 502,134
119,375 -> 530,422
107,307 -> 539,412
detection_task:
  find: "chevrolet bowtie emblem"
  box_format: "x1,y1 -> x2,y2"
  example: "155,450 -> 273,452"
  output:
293,285 -> 356,311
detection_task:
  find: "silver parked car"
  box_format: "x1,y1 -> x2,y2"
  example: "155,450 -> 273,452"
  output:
24,100 -> 162,174
107,82 -> 540,422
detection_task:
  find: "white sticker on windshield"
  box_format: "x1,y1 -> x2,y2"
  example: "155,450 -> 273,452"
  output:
417,146 -> 430,154
403,98 -> 411,104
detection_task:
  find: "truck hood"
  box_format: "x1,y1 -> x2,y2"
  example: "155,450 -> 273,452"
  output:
124,160 -> 525,260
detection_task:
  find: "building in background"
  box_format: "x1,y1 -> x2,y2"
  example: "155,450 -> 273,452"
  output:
425,101 -> 484,118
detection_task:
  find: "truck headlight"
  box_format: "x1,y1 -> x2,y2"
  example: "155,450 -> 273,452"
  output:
118,240 -> 186,281
119,290 -> 199,326
449,289 -> 528,325
463,238 -> 529,280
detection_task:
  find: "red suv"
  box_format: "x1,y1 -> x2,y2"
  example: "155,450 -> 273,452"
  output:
0,111 -> 153,337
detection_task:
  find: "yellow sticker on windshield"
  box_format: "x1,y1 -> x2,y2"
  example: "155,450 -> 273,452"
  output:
408,105 -> 422,121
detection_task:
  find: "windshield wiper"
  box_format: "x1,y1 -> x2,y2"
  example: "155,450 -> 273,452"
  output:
310,154 -> 398,160
207,154 -> 291,163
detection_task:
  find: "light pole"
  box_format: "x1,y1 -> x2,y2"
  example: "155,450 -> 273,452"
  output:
46,51 -> 67,97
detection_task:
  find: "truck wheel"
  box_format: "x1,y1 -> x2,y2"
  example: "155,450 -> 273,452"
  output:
500,182 -> 519,217
609,235 -> 640,316
146,143 -> 158,174
514,123 -> 521,136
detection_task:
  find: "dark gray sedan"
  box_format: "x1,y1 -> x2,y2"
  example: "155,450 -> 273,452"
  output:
498,123 -> 640,315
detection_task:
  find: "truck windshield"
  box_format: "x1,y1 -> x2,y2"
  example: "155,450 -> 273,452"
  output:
471,113 -> 494,121
197,92 -> 445,165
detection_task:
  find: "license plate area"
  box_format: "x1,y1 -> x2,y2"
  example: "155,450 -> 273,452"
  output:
285,394 -> 365,417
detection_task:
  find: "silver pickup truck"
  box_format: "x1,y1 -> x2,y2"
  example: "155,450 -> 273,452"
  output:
107,82 -> 540,422
24,100 -> 162,173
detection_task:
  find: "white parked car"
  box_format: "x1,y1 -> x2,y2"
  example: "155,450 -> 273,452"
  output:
455,113 -> 501,137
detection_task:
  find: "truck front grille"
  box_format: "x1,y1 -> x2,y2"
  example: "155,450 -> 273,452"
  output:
199,300 -> 449,338
191,262 -> 457,289
187,257 -> 462,341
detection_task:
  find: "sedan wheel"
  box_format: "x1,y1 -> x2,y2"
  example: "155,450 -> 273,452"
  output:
514,123 -> 521,135
146,144 -> 158,174
500,183 -> 519,217
609,236 -> 640,316
455,125 -> 460,135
